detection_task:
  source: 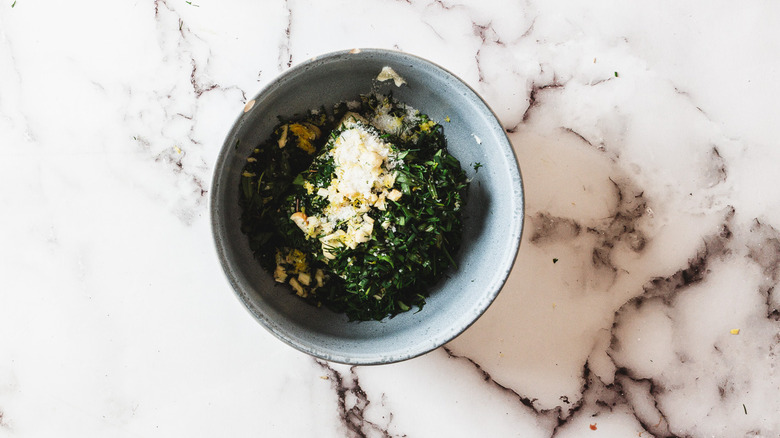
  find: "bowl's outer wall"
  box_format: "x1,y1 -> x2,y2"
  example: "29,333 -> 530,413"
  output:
211,49 -> 524,364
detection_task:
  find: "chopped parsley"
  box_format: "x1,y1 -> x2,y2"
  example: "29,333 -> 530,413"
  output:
239,94 -> 468,321
473,162 -> 483,173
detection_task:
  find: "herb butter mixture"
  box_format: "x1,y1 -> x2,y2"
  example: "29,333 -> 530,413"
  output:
239,94 -> 468,321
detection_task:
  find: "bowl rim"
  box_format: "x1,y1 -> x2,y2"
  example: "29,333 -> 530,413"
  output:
210,48 -> 525,365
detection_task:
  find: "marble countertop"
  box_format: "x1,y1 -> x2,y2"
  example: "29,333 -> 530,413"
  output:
2,0 -> 779,436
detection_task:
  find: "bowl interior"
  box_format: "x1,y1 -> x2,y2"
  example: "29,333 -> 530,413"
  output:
211,49 -> 523,364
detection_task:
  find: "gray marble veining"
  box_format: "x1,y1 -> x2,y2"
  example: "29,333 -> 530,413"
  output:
0,0 -> 778,436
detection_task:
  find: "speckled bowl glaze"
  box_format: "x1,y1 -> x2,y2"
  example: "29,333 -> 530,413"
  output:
211,49 -> 523,365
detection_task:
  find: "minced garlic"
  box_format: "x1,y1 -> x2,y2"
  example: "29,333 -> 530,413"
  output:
273,247 -> 326,298
376,66 -> 407,87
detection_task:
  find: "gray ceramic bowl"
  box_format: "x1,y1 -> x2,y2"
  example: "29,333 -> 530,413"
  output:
211,49 -> 523,365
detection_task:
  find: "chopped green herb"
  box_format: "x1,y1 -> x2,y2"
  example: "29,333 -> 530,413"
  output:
553,258 -> 559,264
473,162 -> 483,173
614,71 -> 619,78
11,0 -> 16,7
238,94 -> 468,321
743,404 -> 747,415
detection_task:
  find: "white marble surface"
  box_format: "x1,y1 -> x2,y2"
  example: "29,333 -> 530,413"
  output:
1,0 -> 779,436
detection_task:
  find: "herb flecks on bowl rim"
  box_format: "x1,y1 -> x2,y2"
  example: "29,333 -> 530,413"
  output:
238,94 -> 469,321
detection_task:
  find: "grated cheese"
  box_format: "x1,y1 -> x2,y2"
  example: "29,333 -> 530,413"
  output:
290,116 -> 401,258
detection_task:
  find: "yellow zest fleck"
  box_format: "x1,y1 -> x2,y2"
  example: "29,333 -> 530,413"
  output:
419,120 -> 436,132
246,157 -> 257,163
730,328 -> 740,335
242,171 -> 256,177
288,123 -> 321,154
174,146 -> 182,154
445,116 -> 451,122
288,249 -> 307,272
320,375 -> 330,380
